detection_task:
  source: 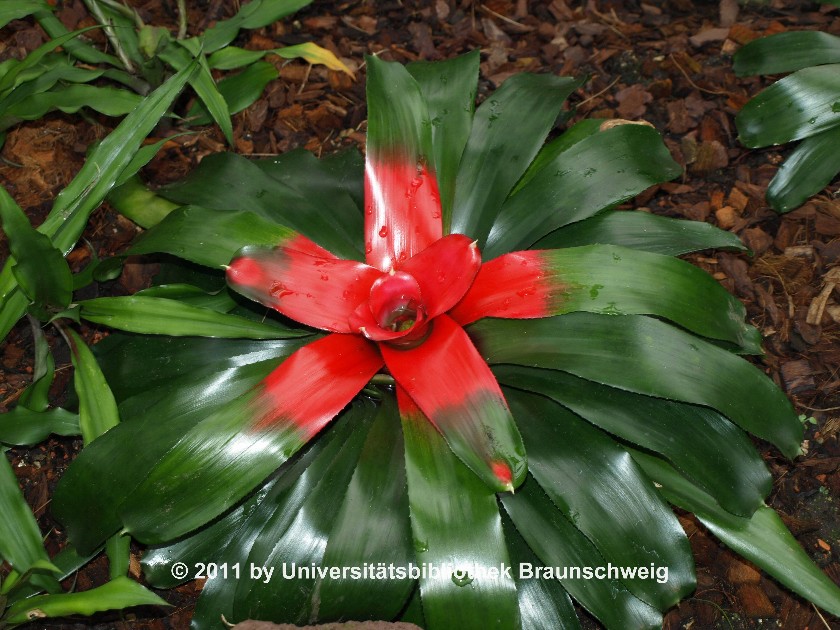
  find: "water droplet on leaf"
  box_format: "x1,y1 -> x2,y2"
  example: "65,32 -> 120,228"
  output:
379,226 -> 388,238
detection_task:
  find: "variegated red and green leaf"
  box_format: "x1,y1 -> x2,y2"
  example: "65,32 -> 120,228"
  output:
118,334 -> 382,543
227,244 -> 380,333
382,314 -> 526,492
450,245 -> 761,353
365,55 -> 442,271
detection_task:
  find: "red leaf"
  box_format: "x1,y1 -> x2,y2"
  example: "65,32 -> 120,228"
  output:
398,234 -> 481,319
255,334 -> 383,437
227,245 -> 381,333
382,314 -> 526,491
449,250 -> 558,325
365,159 -> 443,272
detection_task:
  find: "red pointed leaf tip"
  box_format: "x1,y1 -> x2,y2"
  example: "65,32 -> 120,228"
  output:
365,159 -> 443,271
492,461 -> 515,492
449,250 -> 560,326
253,334 -> 382,437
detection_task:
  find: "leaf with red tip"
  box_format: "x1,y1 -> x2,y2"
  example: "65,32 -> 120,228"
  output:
119,334 -> 383,543
381,314 -> 525,492
227,244 -> 381,333
398,234 -> 481,319
365,56 -> 442,271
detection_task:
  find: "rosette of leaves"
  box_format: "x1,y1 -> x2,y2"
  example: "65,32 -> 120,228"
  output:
48,53 -> 840,628
0,0 -> 349,145
735,28 -> 840,212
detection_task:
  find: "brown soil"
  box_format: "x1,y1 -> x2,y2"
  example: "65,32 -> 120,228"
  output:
2,1 -> 840,628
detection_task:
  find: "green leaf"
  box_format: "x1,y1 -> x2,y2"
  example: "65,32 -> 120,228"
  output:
0,186 -> 72,317
484,124 -> 682,259
78,296 -> 307,338
450,74 -> 583,247
765,125 -> 840,213
534,210 -> 747,255
4,575 -> 169,624
470,313 -> 803,458
401,402 -> 519,629
496,366 -> 771,517
632,450 -> 840,618
734,31 -> 840,76
5,84 -> 143,120
201,0 -> 313,53
407,51 -> 479,227
0,451 -> 52,574
736,64 -> 840,147
18,315 -> 55,411
156,153 -> 362,260
63,327 -> 119,444
106,532 -> 130,579
502,516 -> 581,630
107,176 -> 180,228
502,478 -> 662,630
135,284 -> 237,312
0,407 -> 80,446
186,61 -> 278,127
317,396 -> 414,621
208,43 -> 352,75
0,1 -> 51,30
33,10 -> 123,69
506,388 -> 695,610
514,119 -> 603,192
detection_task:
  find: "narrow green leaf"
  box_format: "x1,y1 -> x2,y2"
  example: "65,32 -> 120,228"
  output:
470,313 -> 803,458
0,1 -> 51,30
0,186 -> 72,316
0,451 -> 51,574
736,64 -> 840,147
401,402 -> 520,629
208,43 -> 351,75
18,316 -> 54,411
201,0 -> 313,52
484,124 -> 682,258
107,176 -> 179,228
506,388 -> 695,610
78,296 -> 306,338
186,61 -> 278,127
534,210 -> 747,255
632,450 -> 840,618
63,328 -> 119,444
4,575 -> 169,624
496,365 -> 771,517
0,407 -> 80,446
106,533 -> 130,579
34,10 -> 123,69
135,284 -> 237,312
502,478 -> 663,630
765,125 -> 840,212
451,74 -> 583,247
734,31 -> 840,76
317,396 -> 414,621
407,51 -> 479,226
5,84 -> 143,120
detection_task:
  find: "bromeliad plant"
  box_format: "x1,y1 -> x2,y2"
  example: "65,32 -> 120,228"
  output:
44,53 -> 840,628
735,27 -> 840,212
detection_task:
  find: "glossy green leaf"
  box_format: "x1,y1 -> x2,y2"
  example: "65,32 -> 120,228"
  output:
534,210 -> 747,255
501,478 -> 662,630
0,407 -> 79,446
18,315 -> 54,411
186,61 -> 278,127
506,388 -> 695,610
5,84 -> 143,120
632,450 -> 840,617
107,176 -> 180,228
233,402 -> 376,623
106,533 -> 130,579
484,124 -> 682,259
765,125 -> 840,212
63,328 -> 119,444
496,366 -> 770,516
52,336 -> 300,553
317,396 -> 414,621
0,1 -> 50,29
208,43 -> 351,74
734,31 -> 840,76
451,74 -> 582,247
78,296 -> 306,339
470,313 -> 802,458
0,58 -> 197,341
401,400 -> 519,630
34,9 -> 126,71
4,575 -> 168,624
0,451 -> 52,575
407,51 -> 479,226
157,153 -> 362,260
736,64 -> 840,147
502,516 -> 580,630
0,186 -> 72,316
135,284 -> 237,312
202,0 -> 313,52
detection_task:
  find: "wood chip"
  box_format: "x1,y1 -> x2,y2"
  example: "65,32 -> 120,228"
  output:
736,583 -> 776,618
780,359 -> 816,394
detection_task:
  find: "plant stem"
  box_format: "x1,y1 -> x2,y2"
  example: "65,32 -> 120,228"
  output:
82,0 -> 136,74
175,0 -> 188,39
